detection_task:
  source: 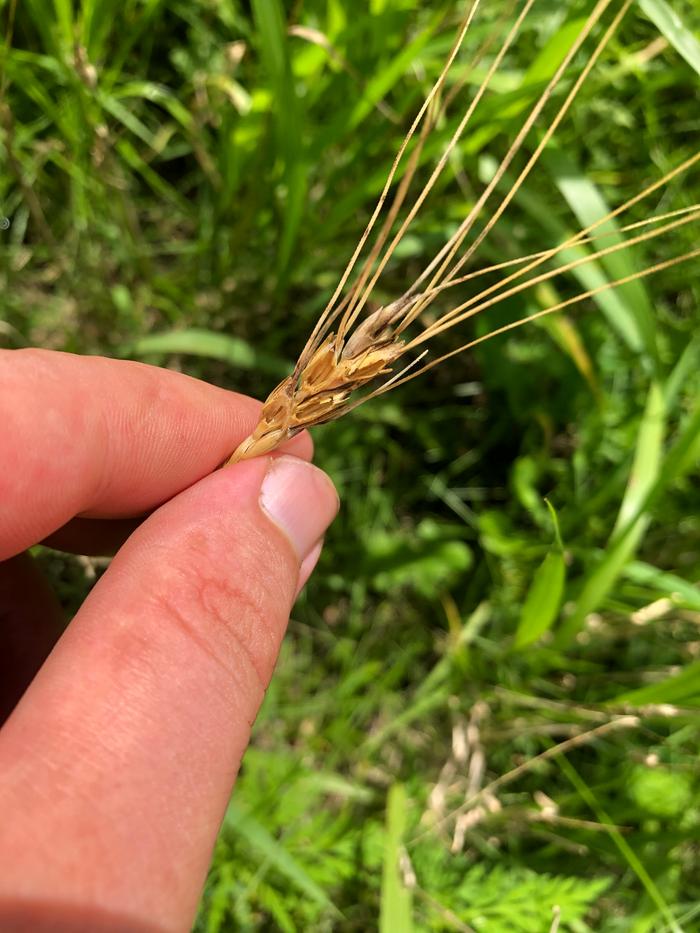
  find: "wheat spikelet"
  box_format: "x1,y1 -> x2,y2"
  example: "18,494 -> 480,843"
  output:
227,296 -> 418,462
227,0 -> 699,466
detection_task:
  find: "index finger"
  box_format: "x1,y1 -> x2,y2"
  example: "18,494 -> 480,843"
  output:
0,349 -> 310,559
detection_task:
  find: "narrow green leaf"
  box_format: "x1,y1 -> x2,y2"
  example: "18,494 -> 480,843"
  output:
634,401 -> 700,520
624,561 -> 700,612
639,0 -> 700,77
19,0 -> 61,56
114,82 -> 195,131
514,499 -> 566,649
559,395 -> 700,647
251,0 -> 307,277
464,17 -> 591,155
479,156 -> 655,360
613,659 -> 700,707
52,0 -> 74,51
548,149 -> 658,367
346,15 -> 440,132
613,380 -> 665,535
663,336 -> 700,410
380,784 -> 413,933
97,90 -> 161,149
545,498 -> 564,552
115,138 -> 189,209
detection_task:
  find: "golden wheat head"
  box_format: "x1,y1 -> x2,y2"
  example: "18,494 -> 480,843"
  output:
226,0 -> 699,466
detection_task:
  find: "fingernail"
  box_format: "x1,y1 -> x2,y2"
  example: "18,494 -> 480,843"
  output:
260,456 -> 338,561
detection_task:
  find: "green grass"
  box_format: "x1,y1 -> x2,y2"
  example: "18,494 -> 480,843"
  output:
2,0 -> 700,930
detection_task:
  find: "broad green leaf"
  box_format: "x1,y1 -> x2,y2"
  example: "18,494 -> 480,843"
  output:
380,784 -> 413,933
639,0 -> 700,77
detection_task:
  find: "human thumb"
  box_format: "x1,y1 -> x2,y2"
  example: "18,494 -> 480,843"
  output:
0,455 -> 338,932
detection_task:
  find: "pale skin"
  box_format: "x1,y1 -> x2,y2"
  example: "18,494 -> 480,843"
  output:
0,349 -> 339,933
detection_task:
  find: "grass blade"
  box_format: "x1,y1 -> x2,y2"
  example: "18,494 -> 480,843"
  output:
477,155 -> 656,358
514,501 -> 566,649
558,755 -> 683,933
251,0 -> 307,279
463,13 -> 591,156
557,377 -> 700,646
380,784 -> 413,933
548,149 -> 658,366
624,561 -> 700,612
639,0 -> 700,77
51,0 -> 73,46
345,13 -> 442,135
612,381 -> 665,535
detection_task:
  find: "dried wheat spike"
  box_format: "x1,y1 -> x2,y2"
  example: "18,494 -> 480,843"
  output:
224,0 -> 699,466
225,296 -> 416,464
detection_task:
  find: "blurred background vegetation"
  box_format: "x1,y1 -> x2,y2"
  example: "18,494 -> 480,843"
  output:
2,0 -> 700,929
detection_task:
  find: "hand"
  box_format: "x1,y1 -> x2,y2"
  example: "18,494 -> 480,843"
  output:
0,349 -> 338,933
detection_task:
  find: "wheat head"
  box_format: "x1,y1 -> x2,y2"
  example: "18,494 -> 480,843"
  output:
227,0 -> 699,465
226,297 -> 418,463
